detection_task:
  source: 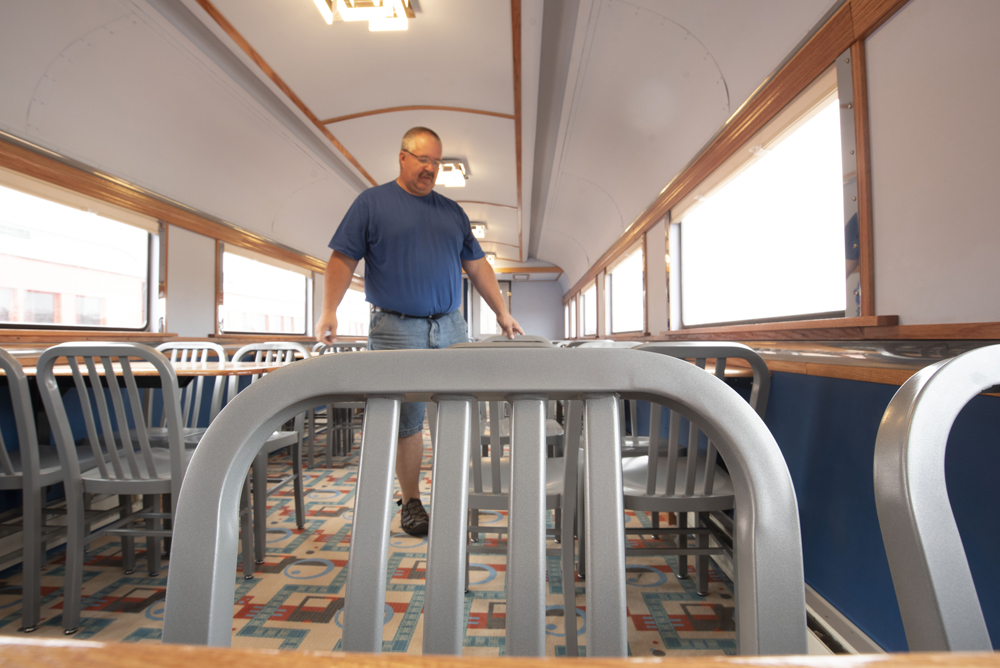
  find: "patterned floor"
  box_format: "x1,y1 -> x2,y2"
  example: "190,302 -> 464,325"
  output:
0,427 -> 737,656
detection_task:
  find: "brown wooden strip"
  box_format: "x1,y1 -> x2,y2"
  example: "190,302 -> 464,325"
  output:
852,0 -> 913,39
320,106 -> 515,124
852,40 -> 876,316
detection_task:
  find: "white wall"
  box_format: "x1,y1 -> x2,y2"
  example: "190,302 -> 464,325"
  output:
646,219 -> 669,335
510,280 -> 564,341
867,0 -> 1000,325
166,226 -> 216,336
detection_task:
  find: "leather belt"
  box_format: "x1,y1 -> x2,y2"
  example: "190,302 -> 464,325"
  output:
372,306 -> 450,320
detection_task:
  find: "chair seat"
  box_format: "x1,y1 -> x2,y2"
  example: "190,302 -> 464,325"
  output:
80,447 -> 196,494
0,445 -> 95,488
621,454 -> 735,512
468,455 -> 566,509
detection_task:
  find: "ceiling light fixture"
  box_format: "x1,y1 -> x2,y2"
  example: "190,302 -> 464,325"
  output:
435,158 -> 468,188
313,0 -> 411,31
470,222 -> 487,239
485,252 -> 496,266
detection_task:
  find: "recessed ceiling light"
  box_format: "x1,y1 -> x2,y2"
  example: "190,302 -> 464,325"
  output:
470,222 -> 487,239
436,159 -> 469,188
485,252 -> 496,266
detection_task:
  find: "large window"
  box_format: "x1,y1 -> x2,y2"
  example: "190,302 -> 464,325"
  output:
606,245 -> 644,334
0,182 -> 150,329
581,282 -> 597,337
221,250 -> 308,334
676,70 -> 845,327
337,287 -> 369,336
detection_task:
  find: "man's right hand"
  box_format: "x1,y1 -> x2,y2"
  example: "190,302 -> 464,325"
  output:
315,311 -> 339,345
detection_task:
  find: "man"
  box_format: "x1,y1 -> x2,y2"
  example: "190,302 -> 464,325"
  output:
315,126 -> 524,535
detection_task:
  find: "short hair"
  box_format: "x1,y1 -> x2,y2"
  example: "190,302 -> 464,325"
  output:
401,127 -> 441,152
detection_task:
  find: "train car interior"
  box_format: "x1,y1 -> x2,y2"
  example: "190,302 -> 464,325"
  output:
0,0 -> 998,664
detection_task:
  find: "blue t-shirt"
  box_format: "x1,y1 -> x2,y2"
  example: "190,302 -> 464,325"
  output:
329,181 -> 484,317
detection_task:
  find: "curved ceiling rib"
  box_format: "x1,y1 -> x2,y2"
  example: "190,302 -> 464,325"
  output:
322,106 -> 515,124
455,200 -> 518,209
194,0 -> 378,187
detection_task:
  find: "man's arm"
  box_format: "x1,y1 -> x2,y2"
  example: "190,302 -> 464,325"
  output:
462,257 -> 525,339
315,250 -> 360,344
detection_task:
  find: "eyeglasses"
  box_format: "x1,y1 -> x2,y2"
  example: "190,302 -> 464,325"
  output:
402,149 -> 443,169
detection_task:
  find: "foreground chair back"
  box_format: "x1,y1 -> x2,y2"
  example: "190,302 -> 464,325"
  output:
161,347 -> 805,655
874,344 -> 998,651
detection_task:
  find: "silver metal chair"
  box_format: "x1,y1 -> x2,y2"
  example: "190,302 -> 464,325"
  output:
0,347 -> 90,632
36,342 -> 190,634
152,341 -> 228,445
161,347 -> 806,656
310,343 -> 366,466
228,343 -> 308,570
612,342 -> 771,595
874,343 -> 999,651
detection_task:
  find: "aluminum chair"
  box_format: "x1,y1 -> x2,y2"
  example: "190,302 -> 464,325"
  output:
874,343 -> 999,651
310,343 -> 366,466
36,342 -> 191,634
161,347 -> 806,656
152,341 -> 228,444
228,343 -> 308,570
0,348 -> 95,632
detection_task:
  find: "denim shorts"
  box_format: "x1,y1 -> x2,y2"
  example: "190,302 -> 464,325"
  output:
367,309 -> 469,438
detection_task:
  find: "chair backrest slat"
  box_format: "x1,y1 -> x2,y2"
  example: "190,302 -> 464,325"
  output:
102,356 -> 144,479
79,357 -> 125,479
0,349 -> 39,479
121,358 -> 159,479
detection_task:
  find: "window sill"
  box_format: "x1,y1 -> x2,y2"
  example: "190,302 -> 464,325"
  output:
653,316 -> 1000,341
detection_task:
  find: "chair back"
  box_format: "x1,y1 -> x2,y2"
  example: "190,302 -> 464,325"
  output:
314,342 -> 367,354
0,348 -> 38,483
35,343 -> 187,504
628,342 -> 769,502
155,341 -> 228,429
874,344 -> 998,651
161,347 -> 805,656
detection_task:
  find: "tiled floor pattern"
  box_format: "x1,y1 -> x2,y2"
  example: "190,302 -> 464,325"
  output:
0,428 -> 736,656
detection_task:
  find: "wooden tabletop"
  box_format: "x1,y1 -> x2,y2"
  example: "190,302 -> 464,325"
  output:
0,638 -> 997,668
10,360 -> 293,377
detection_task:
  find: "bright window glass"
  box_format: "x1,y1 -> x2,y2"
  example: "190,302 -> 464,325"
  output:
607,246 -> 644,333
680,96 -> 845,326
0,184 -> 149,328
337,287 -> 369,336
569,298 -> 577,338
564,304 -> 570,338
221,252 -> 307,334
479,294 -> 498,336
581,283 -> 597,336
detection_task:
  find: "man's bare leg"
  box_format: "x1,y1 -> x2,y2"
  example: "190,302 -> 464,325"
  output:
396,431 -> 425,502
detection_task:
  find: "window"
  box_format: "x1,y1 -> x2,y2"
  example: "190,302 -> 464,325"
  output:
75,295 -> 104,326
569,298 -> 577,338
675,69 -> 845,327
581,283 -> 597,337
0,182 -> 150,329
337,287 -> 370,336
221,251 -> 308,334
564,303 -> 570,338
606,245 -> 645,334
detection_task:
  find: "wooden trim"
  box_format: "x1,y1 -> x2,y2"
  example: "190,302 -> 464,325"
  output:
0,330 -> 177,345
0,138 -> 328,275
208,333 -> 318,344
511,0 -> 524,262
852,40 -> 876,317
454,200 -> 518,209
564,3 -> 856,299
852,0 -> 912,39
193,0 -> 378,187
766,359 -> 916,385
862,322 -> 1000,340
321,106 -> 515,124
491,266 -> 563,274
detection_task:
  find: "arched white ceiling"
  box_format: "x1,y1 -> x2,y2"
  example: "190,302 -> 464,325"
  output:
0,0 -> 840,286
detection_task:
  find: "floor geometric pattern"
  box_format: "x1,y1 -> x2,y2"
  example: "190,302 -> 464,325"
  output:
0,427 -> 737,656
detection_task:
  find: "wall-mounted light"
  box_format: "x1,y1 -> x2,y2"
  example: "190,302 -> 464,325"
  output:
485,252 -> 496,266
470,222 -> 487,239
436,158 -> 469,188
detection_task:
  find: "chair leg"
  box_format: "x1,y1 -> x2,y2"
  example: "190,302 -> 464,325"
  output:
696,512 -> 709,596
470,509 -> 479,543
305,408 -> 315,470
252,450 -> 269,564
241,472 -> 255,579
577,477 -> 586,579
677,512 -> 689,579
62,491 -> 87,634
19,485 -> 42,631
118,495 -> 135,575
561,507 -> 578,657
145,494 -> 162,577
325,404 -> 334,465
652,510 -> 660,542
554,507 -> 561,543
293,436 -> 305,530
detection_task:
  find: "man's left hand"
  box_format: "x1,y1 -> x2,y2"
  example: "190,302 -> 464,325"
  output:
498,313 -> 525,339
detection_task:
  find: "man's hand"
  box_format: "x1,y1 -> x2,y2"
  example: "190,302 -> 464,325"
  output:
315,311 -> 339,345
497,312 -> 525,339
